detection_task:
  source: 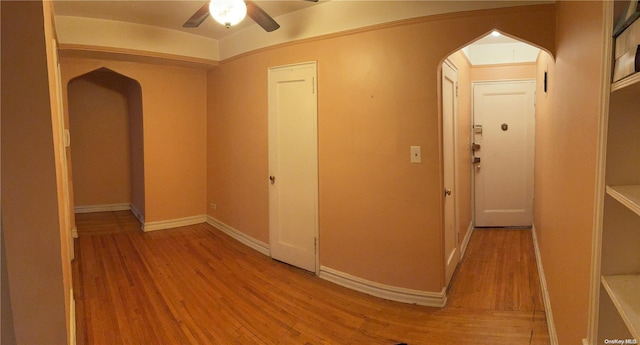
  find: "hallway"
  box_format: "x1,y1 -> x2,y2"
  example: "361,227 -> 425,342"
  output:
73,212 -> 549,344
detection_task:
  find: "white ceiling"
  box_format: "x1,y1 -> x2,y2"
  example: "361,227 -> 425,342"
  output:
53,1 -> 554,61
52,0 -> 321,40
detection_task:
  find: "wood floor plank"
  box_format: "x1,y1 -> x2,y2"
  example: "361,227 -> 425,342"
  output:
73,212 -> 550,344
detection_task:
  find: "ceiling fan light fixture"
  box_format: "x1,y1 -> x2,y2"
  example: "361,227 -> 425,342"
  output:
209,0 -> 247,28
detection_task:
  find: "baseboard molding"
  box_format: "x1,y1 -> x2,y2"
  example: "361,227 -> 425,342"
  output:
74,203 -> 130,214
206,216 -> 270,256
318,266 -> 447,307
130,203 -> 145,225
143,214 -> 207,232
532,224 -> 559,345
460,221 -> 474,257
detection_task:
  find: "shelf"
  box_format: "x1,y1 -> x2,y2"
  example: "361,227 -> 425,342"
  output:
607,185 -> 640,217
601,274 -> 640,340
613,71 -> 640,92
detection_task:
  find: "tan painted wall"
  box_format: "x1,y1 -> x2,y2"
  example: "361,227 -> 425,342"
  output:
1,1 -> 71,343
128,81 -> 145,217
534,1 -> 604,343
471,62 -> 537,81
208,5 -> 556,292
60,58 -> 208,223
68,71 -> 132,207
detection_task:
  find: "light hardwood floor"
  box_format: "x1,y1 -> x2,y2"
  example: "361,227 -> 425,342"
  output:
73,211 -> 550,344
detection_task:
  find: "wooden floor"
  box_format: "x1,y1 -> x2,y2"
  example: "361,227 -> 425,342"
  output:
73,211 -> 550,345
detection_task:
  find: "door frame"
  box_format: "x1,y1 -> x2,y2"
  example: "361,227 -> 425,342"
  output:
441,59 -> 461,287
267,61 -> 319,274
470,79 -> 536,227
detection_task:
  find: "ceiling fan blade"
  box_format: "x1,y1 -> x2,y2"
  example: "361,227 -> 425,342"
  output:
246,1 -> 280,32
183,2 -> 210,28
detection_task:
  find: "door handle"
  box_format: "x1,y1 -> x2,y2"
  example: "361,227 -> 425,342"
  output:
445,188 -> 452,196
269,175 -> 276,185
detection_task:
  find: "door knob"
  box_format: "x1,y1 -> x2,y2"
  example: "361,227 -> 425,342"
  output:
269,175 -> 276,185
445,188 -> 452,196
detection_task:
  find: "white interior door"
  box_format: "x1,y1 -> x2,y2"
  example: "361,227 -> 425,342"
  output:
473,80 -> 535,227
442,60 -> 460,286
268,62 -> 318,273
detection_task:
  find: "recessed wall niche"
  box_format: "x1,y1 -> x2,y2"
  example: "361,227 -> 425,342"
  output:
67,68 -> 145,220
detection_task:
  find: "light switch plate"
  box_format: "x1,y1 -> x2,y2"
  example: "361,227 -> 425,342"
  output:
410,146 -> 421,163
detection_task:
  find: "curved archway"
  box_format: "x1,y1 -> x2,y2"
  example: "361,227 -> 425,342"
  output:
439,29 -> 553,289
66,68 -> 145,229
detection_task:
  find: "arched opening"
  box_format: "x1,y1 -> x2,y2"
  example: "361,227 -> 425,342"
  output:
67,68 -> 145,227
440,29 -> 554,296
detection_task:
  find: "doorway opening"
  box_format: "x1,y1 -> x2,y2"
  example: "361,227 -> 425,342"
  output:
440,30 -> 554,288
67,68 -> 145,230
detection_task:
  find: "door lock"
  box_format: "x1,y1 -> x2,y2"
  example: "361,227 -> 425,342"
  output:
472,157 -> 481,164
269,175 -> 276,185
445,188 -> 452,196
471,143 -> 481,152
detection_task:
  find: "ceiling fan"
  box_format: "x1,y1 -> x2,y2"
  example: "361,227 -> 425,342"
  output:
183,0 -> 318,33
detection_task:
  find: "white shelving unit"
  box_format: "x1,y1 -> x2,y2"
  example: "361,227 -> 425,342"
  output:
606,185 -> 640,217
601,274 -> 640,340
591,2 -> 640,344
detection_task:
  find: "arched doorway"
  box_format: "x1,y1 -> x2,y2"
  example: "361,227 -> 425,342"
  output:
67,68 -> 145,228
440,30 -> 554,286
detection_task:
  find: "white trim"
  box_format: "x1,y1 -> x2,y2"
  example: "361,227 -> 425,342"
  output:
587,2 -> 613,343
142,214 -> 207,232
532,223 -> 559,345
74,203 -> 130,214
318,266 -> 447,307
461,222 -> 474,257
206,216 -> 270,256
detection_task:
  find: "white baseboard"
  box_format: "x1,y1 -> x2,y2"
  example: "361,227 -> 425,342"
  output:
206,216 -> 270,256
204,216 -> 445,308
318,266 -> 447,307
74,203 -> 130,214
143,214 -> 207,232
460,221 -> 474,257
532,223 -> 559,345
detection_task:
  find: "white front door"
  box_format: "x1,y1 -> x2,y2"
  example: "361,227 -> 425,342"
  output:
442,60 -> 460,286
473,80 -> 535,227
268,62 -> 318,273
